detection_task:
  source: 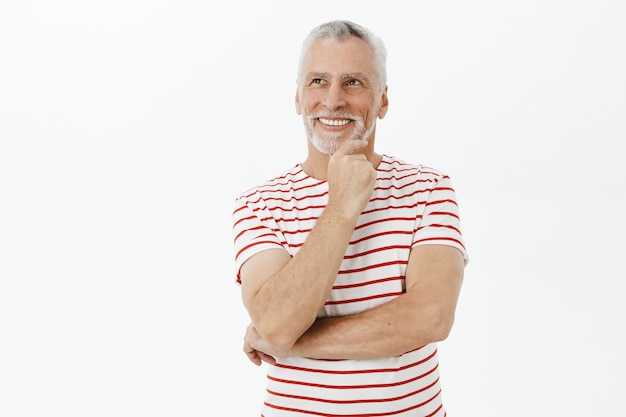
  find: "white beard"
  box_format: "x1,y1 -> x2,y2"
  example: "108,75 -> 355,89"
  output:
304,112 -> 375,155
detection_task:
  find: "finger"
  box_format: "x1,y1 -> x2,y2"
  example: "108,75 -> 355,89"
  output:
257,351 -> 277,366
248,352 -> 262,366
245,349 -> 262,366
333,138 -> 368,157
243,342 -> 262,366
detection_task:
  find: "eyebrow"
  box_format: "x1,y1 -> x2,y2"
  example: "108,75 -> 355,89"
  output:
306,71 -> 371,81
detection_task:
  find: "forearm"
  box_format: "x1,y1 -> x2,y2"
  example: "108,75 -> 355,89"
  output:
289,293 -> 454,360
245,205 -> 359,351
243,140 -> 379,352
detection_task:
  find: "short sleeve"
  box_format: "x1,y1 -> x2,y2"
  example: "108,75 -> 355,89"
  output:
232,193 -> 287,284
412,175 -> 469,264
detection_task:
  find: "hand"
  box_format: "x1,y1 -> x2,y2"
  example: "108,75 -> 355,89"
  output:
243,324 -> 287,366
327,139 -> 376,219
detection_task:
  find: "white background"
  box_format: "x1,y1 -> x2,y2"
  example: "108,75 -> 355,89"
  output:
1,1 -> 625,415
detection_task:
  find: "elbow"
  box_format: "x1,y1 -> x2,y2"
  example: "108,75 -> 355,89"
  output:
263,329 -> 298,353
403,308 -> 455,351
246,297 -> 319,353
426,308 -> 456,343
254,318 -> 311,353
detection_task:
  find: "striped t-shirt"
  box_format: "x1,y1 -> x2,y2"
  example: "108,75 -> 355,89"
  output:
232,154 -> 468,416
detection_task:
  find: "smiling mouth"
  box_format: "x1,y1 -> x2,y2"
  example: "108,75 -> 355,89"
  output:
318,118 -> 351,126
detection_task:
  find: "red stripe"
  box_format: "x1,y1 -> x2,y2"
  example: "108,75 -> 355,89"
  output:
332,276 -> 403,290
343,244 -> 410,259
268,363 -> 439,390
264,389 -> 442,417
425,198 -> 458,207
415,223 -> 461,235
355,216 -> 417,230
250,200 -> 327,213
232,213 -> 255,230
414,236 -> 465,250
361,202 -> 422,216
235,237 -> 282,260
252,190 -> 329,205
277,229 -> 415,250
267,377 -> 440,405
369,189 -> 432,204
350,229 -> 413,245
338,259 -> 407,275
427,211 -> 460,220
273,348 -> 437,375
324,292 -> 403,306
233,224 -> 266,242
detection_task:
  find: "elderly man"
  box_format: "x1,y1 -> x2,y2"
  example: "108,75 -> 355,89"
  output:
232,20 -> 468,416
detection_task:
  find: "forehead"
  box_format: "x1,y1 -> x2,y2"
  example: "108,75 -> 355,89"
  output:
302,36 -> 378,78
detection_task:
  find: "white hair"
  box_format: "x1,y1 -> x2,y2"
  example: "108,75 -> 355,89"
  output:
296,20 -> 387,91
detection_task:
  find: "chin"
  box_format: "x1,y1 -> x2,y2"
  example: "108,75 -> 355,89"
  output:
309,135 -> 341,155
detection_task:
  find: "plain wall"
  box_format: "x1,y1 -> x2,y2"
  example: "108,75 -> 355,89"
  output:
1,1 -> 624,415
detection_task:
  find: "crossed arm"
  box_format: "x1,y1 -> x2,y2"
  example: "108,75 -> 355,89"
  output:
241,243 -> 464,365
239,140 -> 465,364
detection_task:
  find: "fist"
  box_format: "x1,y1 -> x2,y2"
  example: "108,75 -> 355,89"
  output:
327,139 -> 376,218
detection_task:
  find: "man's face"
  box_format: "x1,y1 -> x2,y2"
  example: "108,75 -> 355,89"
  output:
295,36 -> 388,155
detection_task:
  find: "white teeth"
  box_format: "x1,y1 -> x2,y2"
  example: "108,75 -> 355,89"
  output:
319,118 -> 350,126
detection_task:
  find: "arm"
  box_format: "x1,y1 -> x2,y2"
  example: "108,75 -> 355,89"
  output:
240,139 -> 376,352
246,244 -> 464,361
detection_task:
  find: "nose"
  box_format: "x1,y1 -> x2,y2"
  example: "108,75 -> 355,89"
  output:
322,83 -> 346,111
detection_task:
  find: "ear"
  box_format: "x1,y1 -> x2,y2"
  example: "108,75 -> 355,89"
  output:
295,88 -> 302,115
377,85 -> 389,119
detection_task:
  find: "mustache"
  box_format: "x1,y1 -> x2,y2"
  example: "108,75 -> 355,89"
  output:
307,111 -> 361,121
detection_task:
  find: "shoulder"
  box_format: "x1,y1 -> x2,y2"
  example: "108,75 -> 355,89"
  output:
378,154 -> 449,183
235,164 -> 305,201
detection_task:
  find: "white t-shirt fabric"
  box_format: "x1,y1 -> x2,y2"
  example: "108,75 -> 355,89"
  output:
233,154 -> 468,416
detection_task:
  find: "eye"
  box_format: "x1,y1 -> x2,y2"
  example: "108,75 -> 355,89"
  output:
346,79 -> 362,86
310,78 -> 325,85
